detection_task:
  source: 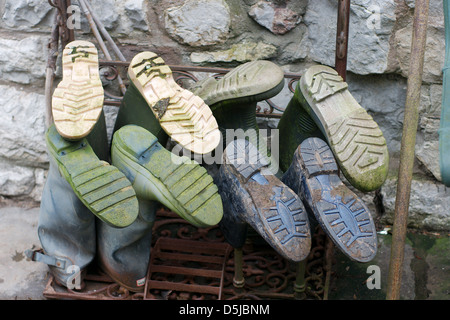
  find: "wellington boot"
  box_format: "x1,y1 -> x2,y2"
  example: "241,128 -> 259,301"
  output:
46,123 -> 139,228
277,82 -> 325,173
96,198 -> 157,292
191,60 -> 285,165
111,125 -> 223,228
52,40 -> 104,140
298,65 -> 389,192
217,139 -> 311,262
30,157 -> 96,289
113,80 -> 169,147
126,51 -> 220,155
282,137 -> 378,262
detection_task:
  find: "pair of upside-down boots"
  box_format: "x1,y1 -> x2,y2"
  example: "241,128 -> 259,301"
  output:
31,40 -> 389,293
31,41 -> 223,292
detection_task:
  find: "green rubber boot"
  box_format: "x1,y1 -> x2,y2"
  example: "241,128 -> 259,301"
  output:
277,81 -> 325,173
191,60 -> 285,172
46,123 -> 139,228
113,80 -> 169,146
111,124 -> 223,228
279,66 -> 389,192
124,51 -> 220,155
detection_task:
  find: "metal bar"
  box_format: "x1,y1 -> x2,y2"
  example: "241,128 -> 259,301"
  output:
82,0 -> 126,62
147,280 -> 221,295
386,0 -> 430,300
44,12 -> 60,129
294,260 -> 306,294
233,248 -> 245,288
335,0 -> 350,81
78,0 -> 127,95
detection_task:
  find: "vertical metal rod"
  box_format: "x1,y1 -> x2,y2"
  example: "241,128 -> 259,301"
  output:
233,248 -> 245,288
293,260 -> 306,294
45,12 -> 60,129
335,0 -> 350,81
386,0 -> 429,300
82,0 -> 126,62
78,0 -> 127,95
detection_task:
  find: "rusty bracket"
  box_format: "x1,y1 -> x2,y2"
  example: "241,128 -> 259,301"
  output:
335,0 -> 350,81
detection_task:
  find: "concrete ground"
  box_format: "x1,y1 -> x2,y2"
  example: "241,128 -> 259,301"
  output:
0,205 -> 449,300
0,205 -> 48,300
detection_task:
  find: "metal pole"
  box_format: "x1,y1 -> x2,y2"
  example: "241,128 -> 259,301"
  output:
386,0 -> 429,300
82,0 -> 127,62
233,248 -> 245,288
335,0 -> 350,81
78,0 -> 127,95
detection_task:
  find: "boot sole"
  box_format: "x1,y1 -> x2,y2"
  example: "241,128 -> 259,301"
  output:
111,125 -> 223,228
293,137 -> 377,262
299,65 -> 389,192
194,60 -> 285,107
128,52 -> 220,155
223,139 -> 311,262
46,125 -> 138,228
52,40 -> 104,140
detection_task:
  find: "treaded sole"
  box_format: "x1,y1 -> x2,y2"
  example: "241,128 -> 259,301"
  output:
52,40 -> 104,140
297,137 -> 377,262
299,65 -> 388,192
111,125 -> 223,228
46,125 -> 138,228
194,60 -> 285,107
128,52 -> 220,155
224,139 -> 311,262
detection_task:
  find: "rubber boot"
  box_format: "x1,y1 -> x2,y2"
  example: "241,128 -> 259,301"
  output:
216,139 -> 311,262
121,51 -> 220,155
277,81 -> 325,173
296,65 -> 389,192
282,137 -> 378,262
29,114 -> 109,289
113,80 -> 169,146
96,198 -> 157,292
52,40 -> 104,140
191,60 -> 285,170
111,125 -> 223,228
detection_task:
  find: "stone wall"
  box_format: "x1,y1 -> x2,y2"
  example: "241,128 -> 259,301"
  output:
0,0 -> 448,231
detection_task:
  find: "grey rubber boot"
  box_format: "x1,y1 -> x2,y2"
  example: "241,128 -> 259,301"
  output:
96,198 -> 157,292
34,156 -> 96,289
29,111 -> 111,289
